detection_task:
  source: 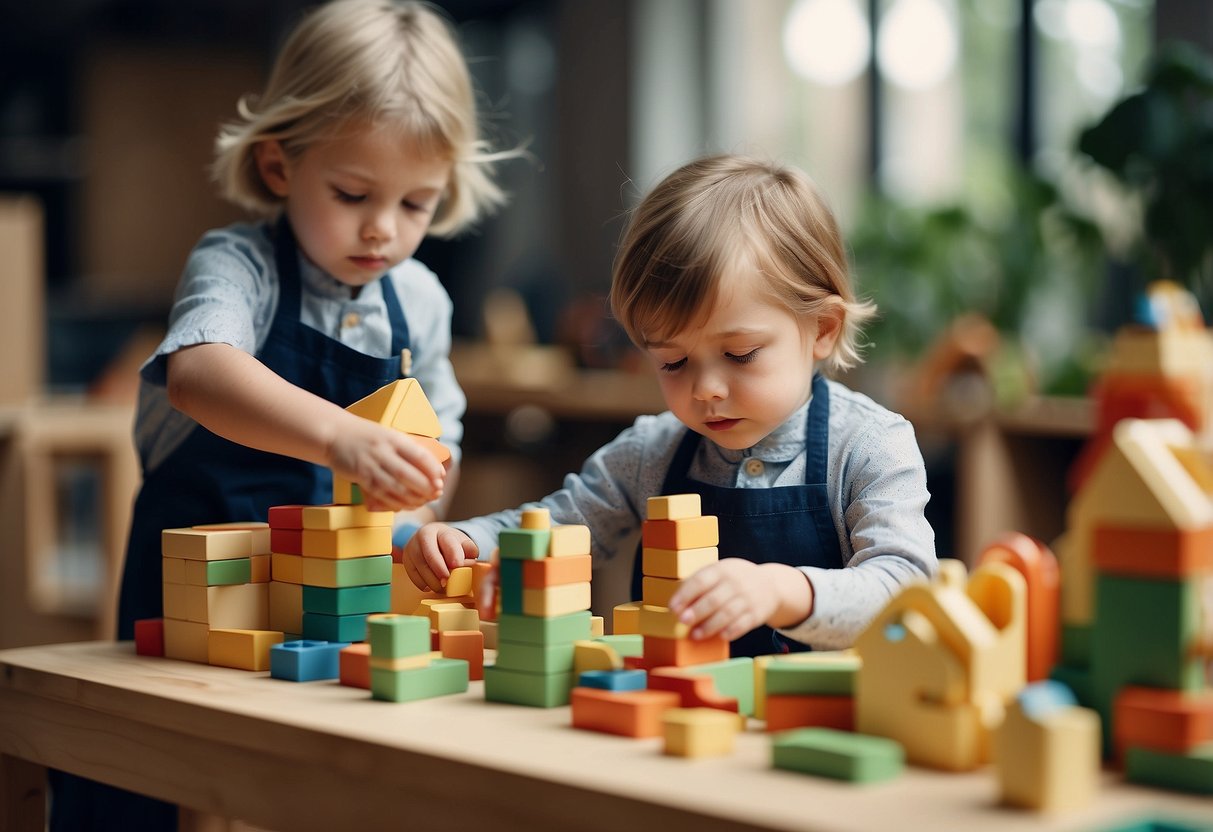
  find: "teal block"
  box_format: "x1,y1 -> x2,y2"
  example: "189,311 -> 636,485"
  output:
593,633 -> 644,657
484,665 -> 573,707
302,611 -> 368,643
371,658 -> 469,702
368,614 -> 430,658
1095,819 -> 1213,832
496,611 -> 592,646
302,583 -> 391,616
498,559 -> 524,615
690,657 -> 755,716
201,558 -> 252,586
494,640 -> 576,674
1125,745 -> 1213,796
766,658 -> 859,696
498,528 -> 551,560
1048,664 -> 1093,709
772,728 -> 904,783
1061,623 -> 1091,668
579,669 -> 647,691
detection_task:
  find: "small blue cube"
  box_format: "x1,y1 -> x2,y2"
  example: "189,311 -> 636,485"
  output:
578,668 -> 647,692
270,639 -> 350,682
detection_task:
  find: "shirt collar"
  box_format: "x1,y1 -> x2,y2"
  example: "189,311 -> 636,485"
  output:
705,396 -> 811,465
299,255 -> 382,305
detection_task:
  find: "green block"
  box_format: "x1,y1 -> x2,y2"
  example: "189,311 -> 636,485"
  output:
302,611 -> 367,643
315,555 -> 393,588
484,665 -> 573,707
689,657 -> 755,716
302,583 -> 391,616
496,611 -> 592,646
766,659 -> 859,696
498,560 -> 524,615
350,483 -> 364,505
772,728 -> 904,783
368,614 -> 430,658
494,640 -> 576,674
1096,819 -> 1213,832
371,658 -> 469,702
593,633 -> 644,657
498,528 -> 551,560
201,558 -> 252,586
1125,745 -> 1213,796
1048,663 -> 1094,709
1061,623 -> 1091,668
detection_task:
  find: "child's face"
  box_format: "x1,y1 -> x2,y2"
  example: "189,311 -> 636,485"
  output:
644,271 -> 840,451
257,124 -> 451,287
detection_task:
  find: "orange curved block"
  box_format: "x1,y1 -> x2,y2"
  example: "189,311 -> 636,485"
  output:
979,532 -> 1059,682
647,667 -> 738,712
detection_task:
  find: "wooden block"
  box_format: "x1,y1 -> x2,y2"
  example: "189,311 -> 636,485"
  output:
368,613 -> 431,658
647,667 -> 738,712
642,576 -> 680,607
331,477 -> 362,506
663,707 -> 740,758
642,546 -> 718,579
301,527 -> 392,558
267,505 -> 307,530
772,728 -> 904,783
591,616 -> 605,637
185,557 -> 251,587
192,521 -> 270,554
684,658 -> 756,717
250,554 -> 271,583
548,525 -> 591,557
472,561 -> 496,621
269,581 -> 303,635
520,508 -> 551,530
494,640 -> 576,674
498,528 -> 551,561
570,687 -> 681,738
134,618 -> 164,657
270,640 -> 347,682
302,554 -> 392,588
639,604 -> 690,640
765,695 -> 854,732
439,630 -> 484,681
208,628 -> 284,671
647,494 -> 702,521
162,528 -> 252,560
765,654 -> 861,696
301,611 -> 368,643
339,643 -> 371,689
426,602 -> 479,632
1125,744 -> 1213,795
573,640 -> 622,676
163,617 -> 209,663
978,532 -> 1060,682
496,610 -> 593,645
370,658 -> 469,702
1115,686 -> 1213,755
346,378 -> 441,438
302,583 -> 391,616
612,602 -> 641,635
483,665 -> 574,707
270,552 -> 303,584
479,619 -> 498,650
442,565 -> 474,597
301,504 -> 393,530
643,634 -> 729,668
1093,525 -> 1213,579
522,582 -> 591,617
641,516 -> 718,551
522,554 -> 591,588
161,556 -> 187,585
578,669 -> 648,692
593,633 -> 644,657
369,652 -> 434,671
390,562 -> 437,613
270,528 -> 304,555
161,582 -> 190,620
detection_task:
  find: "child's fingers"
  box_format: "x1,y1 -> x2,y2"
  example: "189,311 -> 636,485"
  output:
438,529 -> 478,570
402,554 -> 432,592
392,435 -> 446,490
690,595 -> 752,642
668,564 -> 722,620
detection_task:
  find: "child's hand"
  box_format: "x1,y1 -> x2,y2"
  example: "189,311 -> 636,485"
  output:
328,420 -> 446,511
402,522 -> 478,592
668,559 -> 814,641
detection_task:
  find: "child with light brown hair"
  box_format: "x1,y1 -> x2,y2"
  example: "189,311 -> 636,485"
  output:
405,154 -> 936,657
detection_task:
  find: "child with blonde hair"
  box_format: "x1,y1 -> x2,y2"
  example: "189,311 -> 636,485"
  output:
405,154 -> 935,657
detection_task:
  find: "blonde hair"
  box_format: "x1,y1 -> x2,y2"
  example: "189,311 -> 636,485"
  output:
610,155 -> 877,374
213,0 -> 508,236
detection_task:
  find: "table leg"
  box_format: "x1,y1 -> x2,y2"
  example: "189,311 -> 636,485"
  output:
0,754 -> 46,832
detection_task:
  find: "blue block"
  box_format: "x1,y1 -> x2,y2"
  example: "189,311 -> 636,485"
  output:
270,640 -> 349,681
302,611 -> 369,642
578,668 -> 647,691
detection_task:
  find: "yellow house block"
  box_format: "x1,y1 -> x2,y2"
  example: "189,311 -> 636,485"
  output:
647,494 -> 702,521
662,708 -> 739,758
271,552 -> 303,584
301,527 -> 392,558
269,581 -> 303,634
643,576 -> 681,607
642,546 -> 718,580
192,522 -> 271,555
208,628 -> 284,671
613,602 -> 641,635
574,640 -> 622,675
163,617 -> 209,663
162,528 -> 252,560
301,504 -> 394,530
522,582 -> 591,617
520,508 -> 551,530
548,525 -> 591,557
346,378 -> 442,437
639,604 -> 691,640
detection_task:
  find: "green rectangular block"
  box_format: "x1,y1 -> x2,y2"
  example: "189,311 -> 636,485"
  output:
483,665 -> 573,707
302,583 -> 391,616
690,657 -> 755,716
772,728 -> 904,783
1061,623 -> 1091,668
368,614 -> 430,658
593,633 -> 644,657
496,611 -> 592,646
302,611 -> 368,643
371,658 -> 469,702
766,659 -> 859,696
493,640 -> 575,674
1048,663 -> 1094,709
304,554 -> 392,588
1125,745 -> 1213,795
198,558 -> 252,586
498,528 -> 551,561
498,559 -> 524,615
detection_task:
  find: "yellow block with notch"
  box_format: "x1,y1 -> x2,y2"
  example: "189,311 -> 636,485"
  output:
301,504 -> 394,530
548,525 -> 591,557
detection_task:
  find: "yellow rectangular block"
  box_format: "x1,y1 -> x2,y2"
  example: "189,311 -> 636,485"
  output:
162,581 -> 191,620
301,504 -> 393,530
662,707 -> 740,758
642,546 -> 718,579
548,525 -> 591,557
269,581 -> 303,635
613,602 -> 641,635
162,528 -> 253,561
332,476 -> 356,505
647,494 -> 702,521
186,584 -> 268,629
369,652 -> 434,671
443,566 -> 473,597
250,554 -> 271,583
591,616 -> 605,638
162,556 -> 187,585
271,552 -> 303,584
163,617 -> 209,663
522,582 -> 591,617
432,605 -> 480,632
192,522 -> 271,555
208,628 -> 284,671
301,527 -> 392,558
642,515 -> 718,550
643,576 -> 681,607
639,604 -> 691,639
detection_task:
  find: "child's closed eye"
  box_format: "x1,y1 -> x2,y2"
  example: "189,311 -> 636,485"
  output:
726,348 -> 760,364
658,357 -> 687,373
333,187 -> 366,204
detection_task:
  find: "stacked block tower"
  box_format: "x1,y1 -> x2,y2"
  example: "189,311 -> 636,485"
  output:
484,508 -> 594,707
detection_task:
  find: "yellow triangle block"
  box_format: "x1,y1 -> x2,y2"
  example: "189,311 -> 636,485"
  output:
346,379 -> 441,438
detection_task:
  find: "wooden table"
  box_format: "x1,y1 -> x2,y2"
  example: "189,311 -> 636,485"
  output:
3,642 -> 1212,832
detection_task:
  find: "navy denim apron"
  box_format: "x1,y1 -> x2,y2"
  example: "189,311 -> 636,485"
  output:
51,220 -> 410,831
631,373 -> 843,659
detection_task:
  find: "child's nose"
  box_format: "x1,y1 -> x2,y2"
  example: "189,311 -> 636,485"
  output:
691,369 -> 726,401
362,210 -> 395,242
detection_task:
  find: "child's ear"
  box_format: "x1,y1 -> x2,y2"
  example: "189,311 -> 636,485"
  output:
812,300 -> 844,361
254,140 -> 291,198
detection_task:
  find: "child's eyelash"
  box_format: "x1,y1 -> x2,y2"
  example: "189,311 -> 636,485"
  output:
659,358 -> 687,373
727,349 -> 760,364
333,188 -> 365,203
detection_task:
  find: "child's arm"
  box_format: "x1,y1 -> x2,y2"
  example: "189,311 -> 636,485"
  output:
167,342 -> 445,511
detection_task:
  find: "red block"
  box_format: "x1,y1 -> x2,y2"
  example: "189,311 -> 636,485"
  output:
270,528 -> 304,555
647,667 -> 738,712
764,694 -> 854,733
134,618 -> 165,657
1093,526 -> 1213,579
1115,686 -> 1213,755
267,504 -> 307,530
643,634 -> 729,668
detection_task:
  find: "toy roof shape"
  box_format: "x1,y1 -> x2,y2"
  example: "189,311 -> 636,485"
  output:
346,379 -> 441,439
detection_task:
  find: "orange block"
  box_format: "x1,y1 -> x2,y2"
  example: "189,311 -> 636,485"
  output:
978,532 -> 1060,682
472,560 -> 496,621
644,634 -> 729,668
570,687 -> 681,738
1114,686 -> 1213,755
641,516 -> 719,550
439,629 -> 484,681
1093,526 -> 1213,579
340,643 -> 371,689
764,694 -> 854,733
522,554 -> 592,588
647,667 -> 738,712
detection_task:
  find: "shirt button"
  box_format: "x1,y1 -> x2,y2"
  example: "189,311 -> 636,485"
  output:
342,312 -> 361,328
744,458 -> 765,477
